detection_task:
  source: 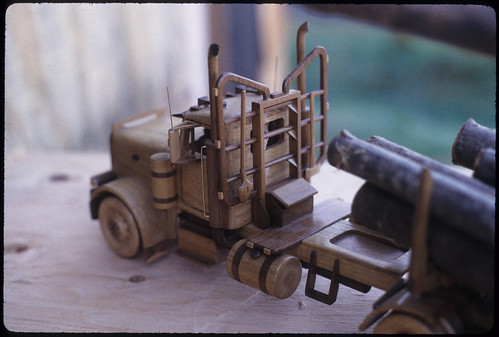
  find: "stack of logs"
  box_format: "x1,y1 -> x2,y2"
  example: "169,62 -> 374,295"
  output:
327,119 -> 495,303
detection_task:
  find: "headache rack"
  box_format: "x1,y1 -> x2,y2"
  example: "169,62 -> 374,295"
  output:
213,46 -> 329,207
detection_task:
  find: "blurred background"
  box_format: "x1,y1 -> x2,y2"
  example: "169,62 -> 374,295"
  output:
5,4 -> 495,164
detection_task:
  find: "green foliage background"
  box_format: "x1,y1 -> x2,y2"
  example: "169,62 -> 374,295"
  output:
287,8 -> 495,164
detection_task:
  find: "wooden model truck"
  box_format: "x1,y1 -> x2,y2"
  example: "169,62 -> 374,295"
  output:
90,22 -> 495,333
90,22 -> 409,301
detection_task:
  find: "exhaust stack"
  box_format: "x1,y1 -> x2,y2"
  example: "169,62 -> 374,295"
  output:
297,22 -> 309,96
208,43 -> 220,140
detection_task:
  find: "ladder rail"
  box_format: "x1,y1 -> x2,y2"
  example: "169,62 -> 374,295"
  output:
212,45 -> 328,206
212,73 -> 270,206
216,90 -> 303,206
283,47 -> 328,167
218,89 -> 326,206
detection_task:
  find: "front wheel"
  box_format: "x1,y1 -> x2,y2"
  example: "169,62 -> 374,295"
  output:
98,196 -> 140,258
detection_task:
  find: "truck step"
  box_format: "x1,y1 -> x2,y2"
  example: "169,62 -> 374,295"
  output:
268,177 -> 317,209
177,216 -> 229,265
265,178 -> 318,227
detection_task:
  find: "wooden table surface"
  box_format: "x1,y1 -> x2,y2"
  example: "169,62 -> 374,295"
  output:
4,151 -> 386,333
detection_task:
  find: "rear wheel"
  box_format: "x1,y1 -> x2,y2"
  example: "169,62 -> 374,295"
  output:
374,312 -> 456,334
98,196 -> 140,258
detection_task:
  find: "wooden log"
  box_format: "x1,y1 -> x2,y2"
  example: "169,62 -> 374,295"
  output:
350,182 -> 494,299
473,147 -> 496,187
350,183 -> 412,249
328,130 -> 495,248
368,135 -> 493,194
452,118 -> 496,169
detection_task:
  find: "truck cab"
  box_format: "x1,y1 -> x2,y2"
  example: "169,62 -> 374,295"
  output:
90,22 -> 329,263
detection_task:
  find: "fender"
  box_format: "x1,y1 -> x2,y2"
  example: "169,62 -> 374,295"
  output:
90,176 -> 177,257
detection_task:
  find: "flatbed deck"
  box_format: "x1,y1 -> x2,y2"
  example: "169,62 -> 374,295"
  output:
246,198 -> 350,255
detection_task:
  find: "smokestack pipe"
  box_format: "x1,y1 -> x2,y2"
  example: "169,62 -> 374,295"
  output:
297,22 -> 309,96
208,44 -> 220,140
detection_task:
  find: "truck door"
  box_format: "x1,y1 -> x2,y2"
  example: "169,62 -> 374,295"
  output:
168,121 -> 210,218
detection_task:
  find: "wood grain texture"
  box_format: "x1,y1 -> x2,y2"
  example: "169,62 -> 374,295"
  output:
5,4 -> 211,154
269,177 -> 317,208
248,198 -> 350,254
4,151 -> 386,333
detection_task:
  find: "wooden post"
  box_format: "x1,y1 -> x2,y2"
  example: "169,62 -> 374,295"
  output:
296,22 -> 311,170
296,21 -> 308,99
238,90 -> 253,203
208,43 -> 219,142
407,169 -> 437,295
328,130 -> 495,248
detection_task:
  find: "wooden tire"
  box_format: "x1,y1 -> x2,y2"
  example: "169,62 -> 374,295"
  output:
98,196 -> 140,258
373,312 -> 455,334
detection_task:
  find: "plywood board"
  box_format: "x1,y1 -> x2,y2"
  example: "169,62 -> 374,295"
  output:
5,151 -> 384,333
